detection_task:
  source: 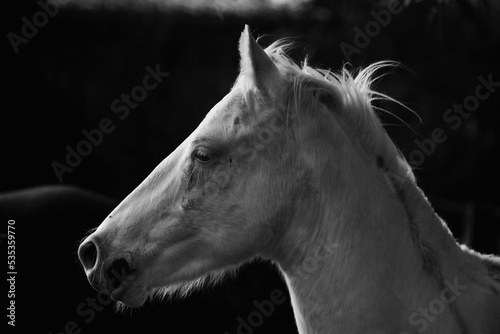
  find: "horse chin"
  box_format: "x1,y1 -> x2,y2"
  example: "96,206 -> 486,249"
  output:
111,284 -> 150,308
150,268 -> 232,302
115,297 -> 147,309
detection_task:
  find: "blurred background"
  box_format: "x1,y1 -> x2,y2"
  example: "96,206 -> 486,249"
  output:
2,0 -> 500,333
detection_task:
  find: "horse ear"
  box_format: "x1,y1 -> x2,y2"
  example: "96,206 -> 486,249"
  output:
238,25 -> 282,94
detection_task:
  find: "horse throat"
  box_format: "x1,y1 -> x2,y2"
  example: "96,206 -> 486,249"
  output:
274,156 -> 465,334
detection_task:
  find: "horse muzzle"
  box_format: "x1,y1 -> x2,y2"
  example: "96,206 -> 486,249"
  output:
78,235 -> 140,302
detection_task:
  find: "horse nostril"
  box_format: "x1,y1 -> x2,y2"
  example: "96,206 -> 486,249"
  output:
106,258 -> 133,291
78,239 -> 98,271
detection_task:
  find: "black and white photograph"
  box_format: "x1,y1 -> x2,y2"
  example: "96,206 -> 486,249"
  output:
3,0 -> 500,333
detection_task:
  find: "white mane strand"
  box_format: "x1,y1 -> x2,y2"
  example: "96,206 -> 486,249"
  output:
252,40 -> 417,183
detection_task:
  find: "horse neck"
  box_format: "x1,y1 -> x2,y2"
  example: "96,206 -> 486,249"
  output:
273,141 -> 468,333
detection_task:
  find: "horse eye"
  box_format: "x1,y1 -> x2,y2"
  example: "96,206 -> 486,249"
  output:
193,149 -> 214,163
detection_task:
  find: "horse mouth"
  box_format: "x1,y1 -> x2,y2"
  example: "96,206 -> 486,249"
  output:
110,282 -> 150,307
104,257 -> 148,307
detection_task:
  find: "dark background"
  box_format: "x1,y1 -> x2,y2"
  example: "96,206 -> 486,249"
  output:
2,0 -> 500,333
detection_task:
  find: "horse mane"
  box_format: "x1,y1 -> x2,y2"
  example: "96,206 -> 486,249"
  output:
238,39 -> 416,184
235,39 -> 476,285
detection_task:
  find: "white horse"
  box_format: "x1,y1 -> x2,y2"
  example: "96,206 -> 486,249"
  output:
78,26 -> 500,333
